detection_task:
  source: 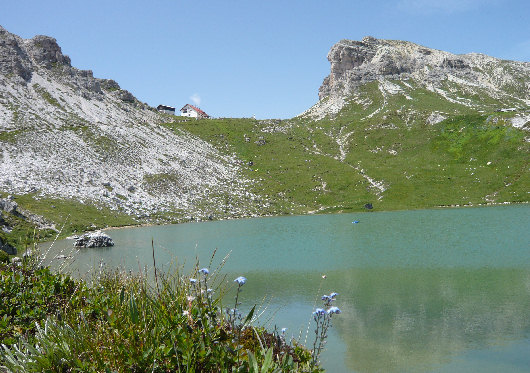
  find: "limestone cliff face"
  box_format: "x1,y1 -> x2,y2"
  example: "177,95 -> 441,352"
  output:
0,26 -> 138,104
0,28 -> 72,77
308,36 -> 530,119
0,26 -> 262,221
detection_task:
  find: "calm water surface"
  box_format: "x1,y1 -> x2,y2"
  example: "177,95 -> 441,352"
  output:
43,205 -> 530,372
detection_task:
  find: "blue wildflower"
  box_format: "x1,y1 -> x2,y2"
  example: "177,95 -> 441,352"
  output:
281,327 -> 287,334
327,306 -> 341,314
330,292 -> 339,298
227,308 -> 241,318
353,220 -> 359,224
313,308 -> 326,316
189,278 -> 197,284
322,294 -> 336,305
234,276 -> 247,285
199,268 -> 209,275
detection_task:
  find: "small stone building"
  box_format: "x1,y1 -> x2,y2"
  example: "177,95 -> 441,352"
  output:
157,105 -> 176,115
180,104 -> 210,119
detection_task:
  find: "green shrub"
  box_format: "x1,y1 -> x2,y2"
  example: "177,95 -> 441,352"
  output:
0,262 -> 80,346
0,250 -> 9,264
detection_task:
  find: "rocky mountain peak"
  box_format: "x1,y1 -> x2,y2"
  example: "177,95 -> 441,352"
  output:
0,25 -> 142,102
319,36 -> 478,99
0,26 -> 32,81
308,36 -> 530,119
25,34 -> 72,68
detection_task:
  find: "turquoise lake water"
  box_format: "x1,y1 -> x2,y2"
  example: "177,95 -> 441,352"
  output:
42,205 -> 530,372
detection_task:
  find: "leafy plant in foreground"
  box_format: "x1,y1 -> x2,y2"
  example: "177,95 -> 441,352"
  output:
0,257 -> 334,372
0,251 -> 9,264
0,261 -> 81,347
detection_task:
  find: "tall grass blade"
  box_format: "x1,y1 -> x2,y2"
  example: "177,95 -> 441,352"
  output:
130,292 -> 139,324
244,304 -> 256,325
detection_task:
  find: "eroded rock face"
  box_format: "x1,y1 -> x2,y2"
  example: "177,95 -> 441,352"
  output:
320,37 -> 457,98
100,79 -> 120,91
0,26 -> 137,101
0,25 -> 32,81
115,89 -> 135,103
73,231 -> 114,248
25,35 -> 72,68
318,36 -> 530,102
0,196 -> 19,215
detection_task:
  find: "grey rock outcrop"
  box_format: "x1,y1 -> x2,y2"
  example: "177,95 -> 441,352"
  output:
100,79 -> 120,91
115,89 -> 135,103
25,35 -> 72,68
73,231 -> 114,248
0,25 -> 32,81
0,196 -> 19,215
0,196 -> 55,230
0,25 -> 140,102
311,36 -> 530,117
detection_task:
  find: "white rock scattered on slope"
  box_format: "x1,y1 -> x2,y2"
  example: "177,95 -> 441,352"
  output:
511,113 -> 530,130
0,26 -> 265,220
426,112 -> 447,125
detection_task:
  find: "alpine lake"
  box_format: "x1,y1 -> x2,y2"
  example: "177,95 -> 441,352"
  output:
42,205 -> 530,373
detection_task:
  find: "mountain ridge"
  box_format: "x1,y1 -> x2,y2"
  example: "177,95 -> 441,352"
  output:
304,36 -> 530,121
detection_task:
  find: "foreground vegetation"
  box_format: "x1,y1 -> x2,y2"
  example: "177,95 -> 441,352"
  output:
0,252 -> 339,372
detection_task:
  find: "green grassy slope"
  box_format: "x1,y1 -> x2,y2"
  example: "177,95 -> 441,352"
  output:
0,193 -> 137,251
166,83 -> 528,215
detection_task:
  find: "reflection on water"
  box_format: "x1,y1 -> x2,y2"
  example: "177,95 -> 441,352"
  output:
232,268 -> 530,373
334,268 -> 530,372
39,206 -> 530,372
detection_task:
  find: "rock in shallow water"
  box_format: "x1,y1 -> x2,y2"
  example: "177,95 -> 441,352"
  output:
73,231 -> 114,248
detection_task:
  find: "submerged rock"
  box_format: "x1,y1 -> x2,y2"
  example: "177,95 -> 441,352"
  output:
74,231 -> 114,248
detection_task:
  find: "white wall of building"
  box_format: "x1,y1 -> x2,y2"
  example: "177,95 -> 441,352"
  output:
181,107 -> 198,118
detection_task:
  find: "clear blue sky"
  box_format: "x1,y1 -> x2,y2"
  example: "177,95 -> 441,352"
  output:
2,0 -> 529,119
